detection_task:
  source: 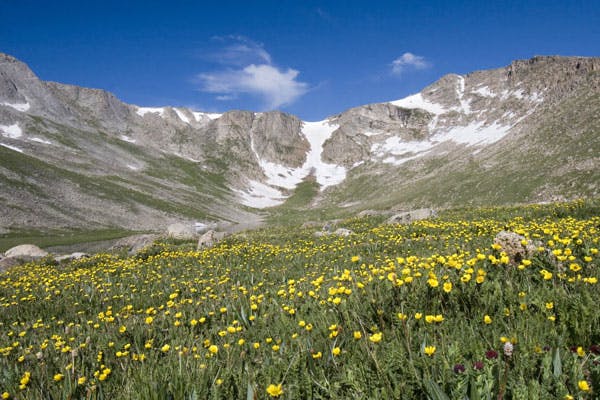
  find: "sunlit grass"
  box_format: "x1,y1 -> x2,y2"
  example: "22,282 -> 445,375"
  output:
0,200 -> 599,399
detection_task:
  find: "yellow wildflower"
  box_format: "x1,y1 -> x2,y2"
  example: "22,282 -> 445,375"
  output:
266,383 -> 284,397
424,346 -> 436,356
369,332 -> 383,343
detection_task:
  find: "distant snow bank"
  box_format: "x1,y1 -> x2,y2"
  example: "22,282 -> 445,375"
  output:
235,179 -> 287,208
136,107 -> 165,117
375,121 -> 511,165
0,143 -> 23,153
390,93 -> 446,115
238,120 -> 347,209
1,102 -> 30,112
0,123 -> 22,139
136,106 -> 222,124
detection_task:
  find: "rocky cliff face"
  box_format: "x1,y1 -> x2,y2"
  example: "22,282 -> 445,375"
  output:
0,53 -> 598,232
320,56 -> 600,171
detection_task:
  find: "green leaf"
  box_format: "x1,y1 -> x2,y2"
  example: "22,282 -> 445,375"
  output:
553,347 -> 562,377
469,377 -> 481,400
424,379 -> 451,400
247,381 -> 255,400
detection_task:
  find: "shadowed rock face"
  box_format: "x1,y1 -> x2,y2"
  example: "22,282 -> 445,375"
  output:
251,111 -> 308,168
0,52 -> 599,232
324,103 -> 432,166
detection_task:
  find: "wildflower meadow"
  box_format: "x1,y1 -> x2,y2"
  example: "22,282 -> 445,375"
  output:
1,200 -> 599,399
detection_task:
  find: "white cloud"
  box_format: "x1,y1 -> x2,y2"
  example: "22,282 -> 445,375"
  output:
199,64 -> 308,109
209,36 -> 272,66
391,52 -> 430,75
198,36 -> 309,109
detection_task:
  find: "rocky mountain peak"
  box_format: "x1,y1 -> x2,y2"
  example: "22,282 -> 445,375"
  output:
0,53 -> 598,232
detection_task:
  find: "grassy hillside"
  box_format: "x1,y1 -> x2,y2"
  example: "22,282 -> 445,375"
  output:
1,200 -> 599,399
316,89 -> 600,215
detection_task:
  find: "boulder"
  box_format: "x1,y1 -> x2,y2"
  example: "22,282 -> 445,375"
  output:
55,252 -> 90,263
493,231 -> 539,265
4,244 -> 48,258
334,228 -> 353,236
110,234 -> 159,255
314,228 -> 354,237
167,223 -> 196,239
387,208 -> 437,224
322,219 -> 342,232
357,209 -> 380,218
197,230 -> 226,249
0,256 -> 20,272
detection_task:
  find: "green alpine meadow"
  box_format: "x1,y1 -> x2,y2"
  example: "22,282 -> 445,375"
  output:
1,200 -> 599,399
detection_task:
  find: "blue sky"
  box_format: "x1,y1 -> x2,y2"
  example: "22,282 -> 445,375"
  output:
1,0 -> 598,120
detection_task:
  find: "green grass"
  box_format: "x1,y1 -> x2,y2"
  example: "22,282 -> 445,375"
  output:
266,177 -> 323,225
0,229 -> 136,253
1,200 -> 599,399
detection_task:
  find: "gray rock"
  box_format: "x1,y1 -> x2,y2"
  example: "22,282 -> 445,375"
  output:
493,231 -> 539,265
387,208 -> 437,224
314,228 -> 354,237
334,228 -> 353,236
55,252 -> 89,263
357,209 -> 380,217
252,112 -> 308,167
0,256 -> 19,272
197,230 -> 226,249
4,244 -> 48,258
166,223 -> 196,240
110,234 -> 159,254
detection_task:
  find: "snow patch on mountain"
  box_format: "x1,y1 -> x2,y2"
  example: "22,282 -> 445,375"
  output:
0,143 -> 23,153
192,111 -> 222,121
456,76 -> 471,114
241,120 -> 347,209
0,123 -> 22,139
30,137 -> 52,145
120,135 -> 136,143
235,179 -> 286,208
373,137 -> 433,159
390,93 -> 446,114
136,107 -> 165,117
302,121 -> 347,188
433,121 -> 510,146
374,119 -> 511,166
374,136 -> 435,166
473,86 -> 495,97
174,109 -> 190,124
1,102 -> 30,112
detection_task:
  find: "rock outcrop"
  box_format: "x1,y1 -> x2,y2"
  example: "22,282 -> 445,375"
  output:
493,231 -> 539,265
4,244 -> 48,258
110,234 -> 159,255
387,209 -> 437,224
197,230 -> 226,249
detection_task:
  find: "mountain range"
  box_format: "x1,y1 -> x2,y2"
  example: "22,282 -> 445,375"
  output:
0,53 -> 598,234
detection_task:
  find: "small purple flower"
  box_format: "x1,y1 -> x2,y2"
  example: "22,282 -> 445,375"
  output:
453,364 -> 466,374
485,350 -> 498,359
473,361 -> 484,370
543,346 -> 551,352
